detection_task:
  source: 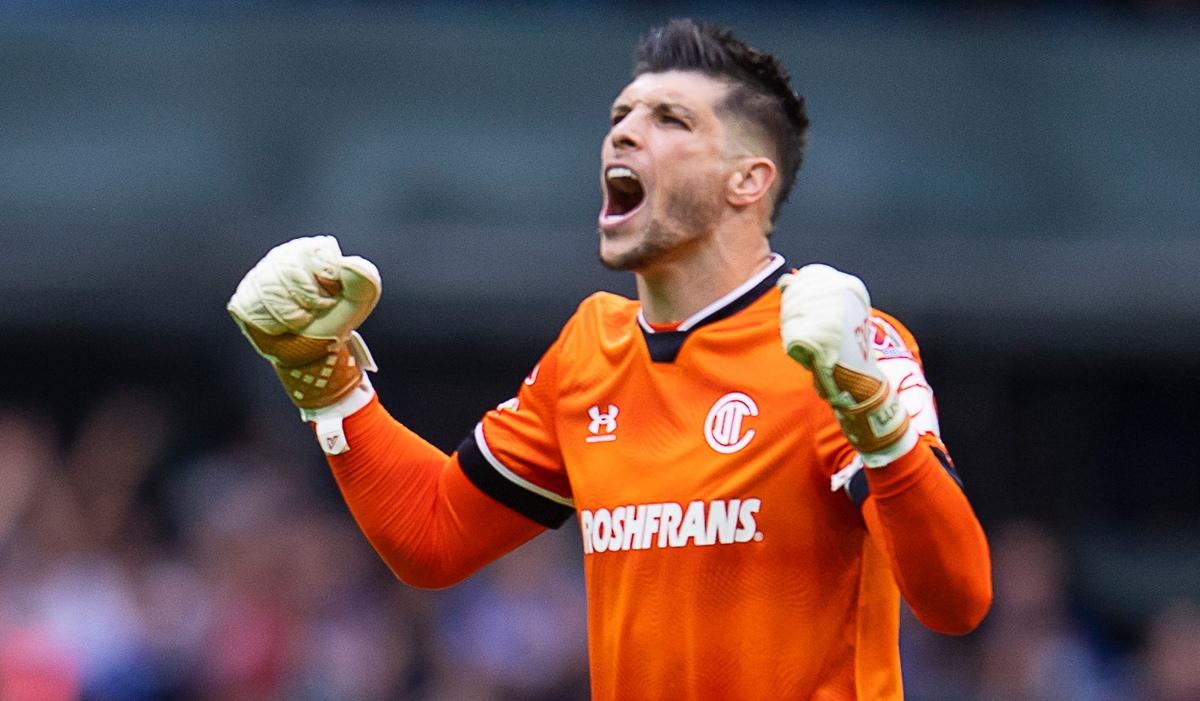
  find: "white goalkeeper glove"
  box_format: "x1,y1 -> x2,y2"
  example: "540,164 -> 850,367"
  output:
778,264 -> 917,466
228,236 -> 380,421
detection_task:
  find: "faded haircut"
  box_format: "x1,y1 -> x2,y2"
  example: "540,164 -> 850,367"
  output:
633,19 -> 810,224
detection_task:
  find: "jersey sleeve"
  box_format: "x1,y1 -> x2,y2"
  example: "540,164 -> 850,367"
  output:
454,321 -> 575,530
845,312 -> 992,634
872,311 -> 945,446
325,396 -> 547,590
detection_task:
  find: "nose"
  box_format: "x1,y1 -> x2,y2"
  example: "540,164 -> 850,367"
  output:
609,111 -> 644,151
611,128 -> 639,151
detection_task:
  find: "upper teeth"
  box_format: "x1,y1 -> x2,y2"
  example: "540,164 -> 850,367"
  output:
607,166 -> 637,181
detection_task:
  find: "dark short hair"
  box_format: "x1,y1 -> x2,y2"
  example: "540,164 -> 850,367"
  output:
633,19 -> 810,224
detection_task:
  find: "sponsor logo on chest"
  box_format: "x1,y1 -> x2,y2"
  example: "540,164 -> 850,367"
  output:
579,498 -> 762,555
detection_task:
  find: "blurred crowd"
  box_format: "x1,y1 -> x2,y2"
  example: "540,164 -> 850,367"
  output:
1,387 -> 1198,701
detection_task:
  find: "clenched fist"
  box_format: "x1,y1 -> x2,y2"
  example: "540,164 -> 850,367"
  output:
228,236 -> 380,410
778,264 -> 915,463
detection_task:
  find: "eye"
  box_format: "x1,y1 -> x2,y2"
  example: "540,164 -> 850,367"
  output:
661,114 -> 689,128
610,111 -> 628,126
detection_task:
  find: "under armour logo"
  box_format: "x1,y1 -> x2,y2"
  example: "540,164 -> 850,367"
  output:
587,404 -> 619,443
705,392 -> 758,454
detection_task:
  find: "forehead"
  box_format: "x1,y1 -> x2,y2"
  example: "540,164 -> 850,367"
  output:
611,70 -> 730,113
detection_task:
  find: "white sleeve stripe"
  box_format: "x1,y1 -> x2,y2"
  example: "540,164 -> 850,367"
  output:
473,423 -> 575,508
830,455 -> 865,492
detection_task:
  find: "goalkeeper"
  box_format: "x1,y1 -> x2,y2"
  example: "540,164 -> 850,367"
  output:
229,19 -> 991,701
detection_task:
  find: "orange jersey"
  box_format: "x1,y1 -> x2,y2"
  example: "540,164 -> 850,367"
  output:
449,255 -> 978,700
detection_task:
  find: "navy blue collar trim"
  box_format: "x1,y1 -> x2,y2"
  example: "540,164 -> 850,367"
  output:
639,257 -> 787,364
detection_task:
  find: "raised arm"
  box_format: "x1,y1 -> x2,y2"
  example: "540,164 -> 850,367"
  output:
324,396 -> 545,588
780,265 -> 992,634
228,237 -> 546,588
858,438 -> 991,633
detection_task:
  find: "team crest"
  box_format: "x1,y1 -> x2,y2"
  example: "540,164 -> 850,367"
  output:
705,392 -> 758,454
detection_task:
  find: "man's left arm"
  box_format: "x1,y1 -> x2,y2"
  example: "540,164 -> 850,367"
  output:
780,265 -> 992,635
859,436 -> 992,634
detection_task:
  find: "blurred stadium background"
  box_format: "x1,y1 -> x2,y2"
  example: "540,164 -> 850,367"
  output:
2,1 -> 1199,699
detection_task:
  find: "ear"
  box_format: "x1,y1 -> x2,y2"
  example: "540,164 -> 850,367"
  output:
726,157 -> 777,209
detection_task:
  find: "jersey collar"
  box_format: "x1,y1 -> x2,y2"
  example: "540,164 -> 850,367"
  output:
637,253 -> 787,363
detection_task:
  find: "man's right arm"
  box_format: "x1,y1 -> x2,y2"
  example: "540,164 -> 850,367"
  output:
228,236 -> 549,588
325,395 -> 546,589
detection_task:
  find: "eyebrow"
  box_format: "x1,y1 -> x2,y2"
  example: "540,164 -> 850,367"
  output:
611,100 -> 698,120
656,102 -> 696,119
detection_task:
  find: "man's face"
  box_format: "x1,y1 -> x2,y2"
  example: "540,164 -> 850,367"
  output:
598,70 -> 738,272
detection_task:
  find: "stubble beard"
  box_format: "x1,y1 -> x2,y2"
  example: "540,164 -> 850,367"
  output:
598,184 -> 725,273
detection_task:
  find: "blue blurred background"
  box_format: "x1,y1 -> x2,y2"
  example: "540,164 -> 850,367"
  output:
2,1 -> 1199,699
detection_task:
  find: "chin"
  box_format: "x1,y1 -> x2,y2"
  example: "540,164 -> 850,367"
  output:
597,227 -> 675,273
597,235 -> 636,272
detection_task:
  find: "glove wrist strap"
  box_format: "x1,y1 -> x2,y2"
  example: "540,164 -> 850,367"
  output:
833,379 -> 912,456
272,341 -> 365,409
300,372 -> 376,455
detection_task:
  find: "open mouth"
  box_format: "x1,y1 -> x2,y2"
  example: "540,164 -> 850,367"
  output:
602,166 -> 645,222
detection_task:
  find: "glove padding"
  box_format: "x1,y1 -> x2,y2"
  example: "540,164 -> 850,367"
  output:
228,236 -> 380,409
779,264 -> 911,457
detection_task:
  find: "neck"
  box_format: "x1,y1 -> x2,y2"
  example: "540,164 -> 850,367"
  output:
635,236 -> 773,324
